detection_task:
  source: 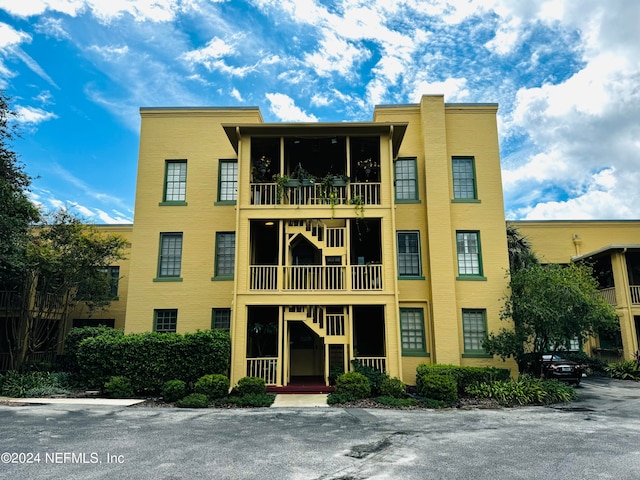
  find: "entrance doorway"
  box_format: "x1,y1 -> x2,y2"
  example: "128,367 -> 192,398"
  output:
288,322 -> 324,384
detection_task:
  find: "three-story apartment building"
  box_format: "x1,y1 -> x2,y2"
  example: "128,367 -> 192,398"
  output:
124,95 -> 513,386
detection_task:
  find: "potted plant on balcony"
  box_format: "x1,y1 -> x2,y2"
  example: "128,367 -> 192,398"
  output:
253,155 -> 272,182
294,163 -> 315,186
356,157 -> 378,181
274,174 -> 291,203
332,174 -> 348,187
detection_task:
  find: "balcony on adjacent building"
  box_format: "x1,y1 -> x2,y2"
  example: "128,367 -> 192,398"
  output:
249,264 -> 383,291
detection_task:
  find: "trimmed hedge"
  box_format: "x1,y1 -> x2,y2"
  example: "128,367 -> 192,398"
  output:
194,374 -> 230,400
235,376 -> 266,396
335,372 -> 371,400
416,373 -> 457,403
76,330 -> 231,394
416,364 -> 511,395
104,376 -> 134,398
162,380 -> 188,403
61,326 -> 123,374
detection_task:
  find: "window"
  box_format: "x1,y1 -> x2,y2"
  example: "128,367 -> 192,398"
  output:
158,233 -> 183,279
100,266 -> 120,298
394,157 -> 418,201
397,231 -> 422,278
218,160 -> 238,203
462,309 -> 487,354
452,157 -> 477,200
212,308 -> 231,331
154,309 -> 177,333
163,160 -> 187,203
214,232 -> 235,278
456,231 -> 483,277
400,308 -> 427,355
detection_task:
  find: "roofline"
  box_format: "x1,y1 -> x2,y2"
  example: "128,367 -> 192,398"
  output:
572,244 -> 640,261
374,102 -> 499,109
140,106 -> 261,112
509,219 -> 640,224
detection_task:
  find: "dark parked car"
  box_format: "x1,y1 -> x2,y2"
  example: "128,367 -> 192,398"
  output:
541,354 -> 583,385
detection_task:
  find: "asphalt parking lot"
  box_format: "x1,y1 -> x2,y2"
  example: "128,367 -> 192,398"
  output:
1,376 -> 639,480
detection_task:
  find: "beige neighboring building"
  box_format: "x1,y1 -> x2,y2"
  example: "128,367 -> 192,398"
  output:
512,220 -> 640,362
123,95 -> 515,387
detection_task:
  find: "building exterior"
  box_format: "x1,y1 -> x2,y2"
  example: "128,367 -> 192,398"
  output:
511,220 -> 640,362
124,95 -> 514,386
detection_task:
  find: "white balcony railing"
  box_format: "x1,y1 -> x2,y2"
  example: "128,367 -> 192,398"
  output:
284,265 -> 345,291
250,266 -> 278,290
325,314 -> 345,336
354,356 -> 386,373
246,358 -> 278,385
250,182 -> 381,206
631,285 -> 640,305
351,264 -> 383,290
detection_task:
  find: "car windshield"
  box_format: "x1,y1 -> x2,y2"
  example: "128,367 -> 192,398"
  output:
542,354 -> 564,361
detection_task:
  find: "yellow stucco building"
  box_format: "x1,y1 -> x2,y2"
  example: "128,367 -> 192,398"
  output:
511,221 -> 640,363
123,95 -> 514,387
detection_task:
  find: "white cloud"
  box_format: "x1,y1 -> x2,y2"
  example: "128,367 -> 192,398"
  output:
230,88 -> 243,102
34,17 -> 71,40
183,36 -> 234,66
265,93 -> 317,122
88,44 -> 130,59
410,78 -> 469,103
304,32 -> 369,77
14,105 -> 58,124
0,22 -> 31,47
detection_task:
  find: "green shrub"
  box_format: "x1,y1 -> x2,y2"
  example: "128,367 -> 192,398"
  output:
236,376 -> 266,396
104,376 -> 134,398
194,374 -> 230,400
329,365 -> 344,385
376,396 -> 418,408
162,379 -> 188,403
604,361 -> 640,380
175,393 -> 210,408
326,392 -> 355,405
335,372 -> 371,400
76,329 -> 231,393
62,326 -> 123,374
416,364 -> 510,395
219,393 -> 275,407
351,360 -> 387,395
416,373 -> 458,403
0,371 -> 72,398
465,376 -> 577,406
380,377 -> 406,398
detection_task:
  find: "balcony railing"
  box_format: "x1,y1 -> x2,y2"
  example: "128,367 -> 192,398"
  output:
247,357 -> 278,385
284,265 -> 345,291
325,314 -> 345,336
250,182 -> 381,206
598,286 -> 640,306
598,287 -> 617,305
631,285 -> 640,305
353,356 -> 386,373
249,265 -> 384,291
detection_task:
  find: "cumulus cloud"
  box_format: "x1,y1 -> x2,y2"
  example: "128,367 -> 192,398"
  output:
265,93 -> 317,122
15,105 -> 58,124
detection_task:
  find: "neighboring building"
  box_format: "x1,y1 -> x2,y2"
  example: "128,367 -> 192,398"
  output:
124,95 -> 514,386
511,220 -> 640,363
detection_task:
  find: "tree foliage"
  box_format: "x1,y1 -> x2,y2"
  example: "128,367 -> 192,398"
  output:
485,262 -> 619,372
0,91 -> 40,283
506,222 -> 538,273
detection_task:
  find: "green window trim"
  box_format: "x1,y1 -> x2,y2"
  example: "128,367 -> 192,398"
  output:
159,201 -> 188,206
456,231 -> 483,277
218,159 -> 238,203
451,199 -> 481,204
452,157 -> 478,201
462,308 -> 488,355
157,232 -> 183,279
214,232 -> 236,279
394,157 -> 419,202
456,275 -> 487,281
163,160 -> 187,203
400,308 -> 428,356
397,231 -> 422,278
154,308 -> 177,333
211,308 -> 231,331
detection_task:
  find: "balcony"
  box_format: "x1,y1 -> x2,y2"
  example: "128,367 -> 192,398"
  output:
250,182 -> 381,207
597,286 -> 640,306
249,264 -> 384,291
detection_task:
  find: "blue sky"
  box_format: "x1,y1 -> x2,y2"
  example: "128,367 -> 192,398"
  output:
1,0 -> 639,224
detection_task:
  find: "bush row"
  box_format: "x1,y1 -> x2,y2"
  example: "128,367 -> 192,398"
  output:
76,329 -> 231,394
465,376 -> 577,406
416,364 -> 511,396
0,371 -> 72,398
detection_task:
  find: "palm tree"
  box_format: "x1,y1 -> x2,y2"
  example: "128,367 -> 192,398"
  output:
506,223 -> 538,273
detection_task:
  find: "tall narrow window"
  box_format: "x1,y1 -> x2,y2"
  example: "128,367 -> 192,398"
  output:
400,308 -> 427,355
100,266 -> 120,298
456,231 -> 483,277
215,232 -> 235,279
452,157 -> 477,200
394,157 -> 418,201
158,233 -> 183,279
218,160 -> 238,203
397,231 -> 422,278
154,309 -> 177,333
163,160 -> 187,202
212,308 -> 231,331
462,309 -> 487,354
